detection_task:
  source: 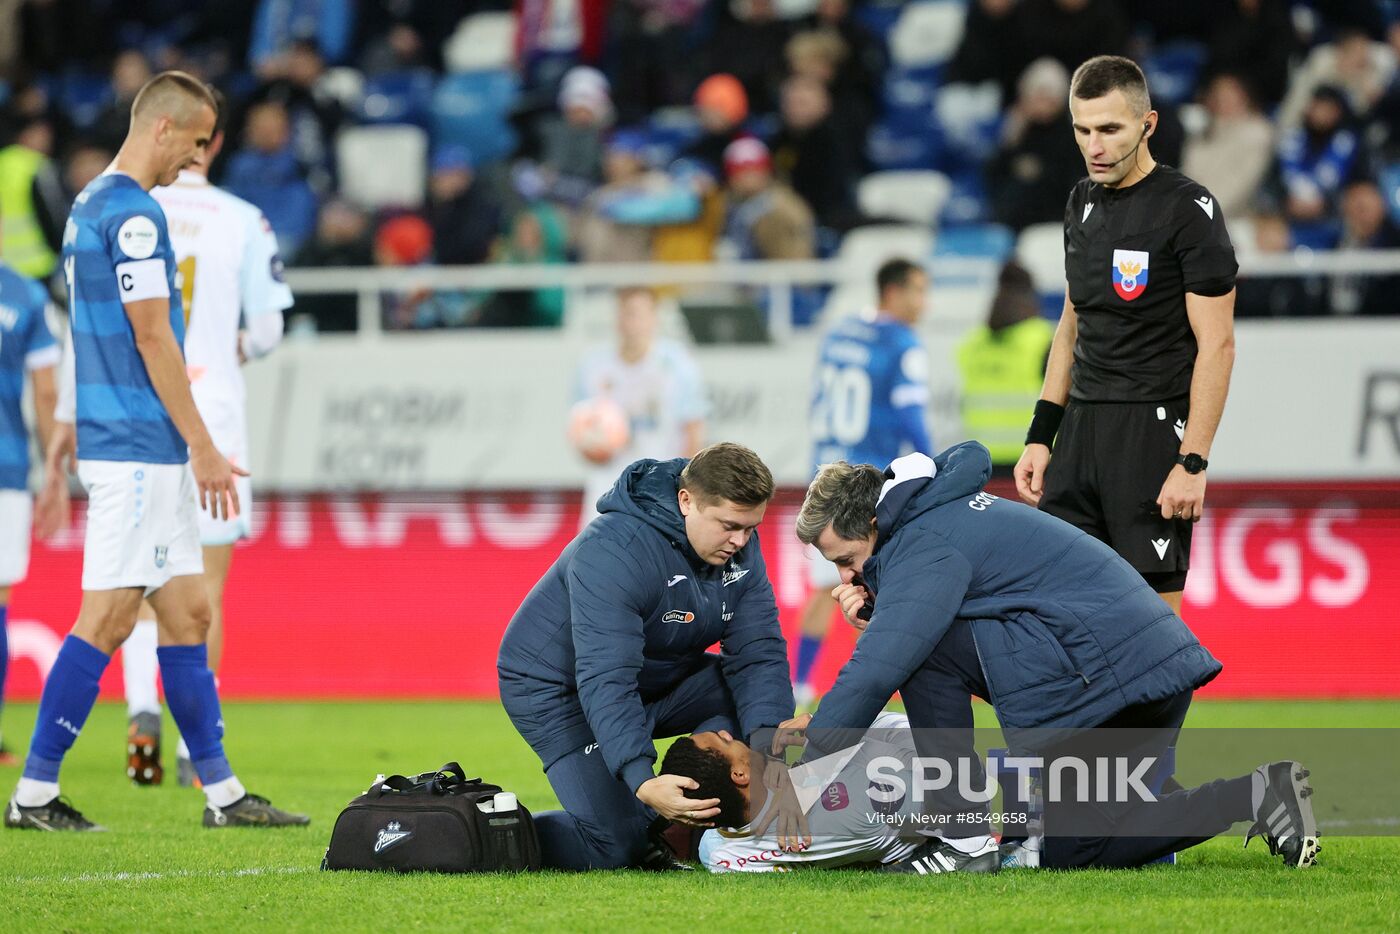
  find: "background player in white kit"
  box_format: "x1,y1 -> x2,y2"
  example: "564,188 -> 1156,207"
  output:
38,89 -> 292,786
573,287 -> 707,527
10,72 -> 304,830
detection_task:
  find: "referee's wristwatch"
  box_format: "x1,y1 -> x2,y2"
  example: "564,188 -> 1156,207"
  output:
1176,452 -> 1208,474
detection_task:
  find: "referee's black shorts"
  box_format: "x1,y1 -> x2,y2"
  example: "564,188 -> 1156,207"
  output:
1039,398 -> 1193,592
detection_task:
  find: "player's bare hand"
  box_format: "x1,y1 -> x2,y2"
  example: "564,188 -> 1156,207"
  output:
190,443 -> 250,521
831,582 -> 871,630
771,713 -> 811,755
34,422 -> 76,538
750,763 -> 811,852
1014,444 -> 1051,506
637,774 -> 720,827
1157,465 -> 1206,522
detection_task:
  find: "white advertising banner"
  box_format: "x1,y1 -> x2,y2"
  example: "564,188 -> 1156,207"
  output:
244,319 -> 1400,489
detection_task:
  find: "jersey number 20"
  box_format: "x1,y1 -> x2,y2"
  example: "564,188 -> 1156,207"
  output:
812,364 -> 871,445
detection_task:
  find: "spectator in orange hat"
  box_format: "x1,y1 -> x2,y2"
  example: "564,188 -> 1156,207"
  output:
684,74 -> 751,181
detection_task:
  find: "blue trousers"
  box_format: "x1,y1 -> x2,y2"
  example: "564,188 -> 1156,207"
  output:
900,618 -> 1253,867
529,656 -> 740,870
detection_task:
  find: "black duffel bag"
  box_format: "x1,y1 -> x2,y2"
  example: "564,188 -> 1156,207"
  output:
322,762 -> 541,872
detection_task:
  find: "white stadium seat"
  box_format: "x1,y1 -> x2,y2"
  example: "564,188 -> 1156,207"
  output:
336,125 -> 428,210
1015,221 -> 1067,294
444,12 -> 517,73
857,170 -> 953,226
838,224 -> 936,273
889,2 -> 966,70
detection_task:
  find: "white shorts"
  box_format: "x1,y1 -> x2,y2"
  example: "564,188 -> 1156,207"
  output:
806,544 -> 841,591
0,489 -> 32,586
78,460 -> 204,594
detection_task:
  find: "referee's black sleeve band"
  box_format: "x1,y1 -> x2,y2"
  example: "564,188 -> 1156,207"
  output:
1184,277 -> 1237,298
1026,400 -> 1065,448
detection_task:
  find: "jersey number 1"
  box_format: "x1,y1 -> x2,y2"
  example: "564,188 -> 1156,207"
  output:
176,255 -> 196,325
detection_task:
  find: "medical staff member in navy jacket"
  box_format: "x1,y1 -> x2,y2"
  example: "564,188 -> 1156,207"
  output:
785,442 -> 1319,874
498,442 -> 796,869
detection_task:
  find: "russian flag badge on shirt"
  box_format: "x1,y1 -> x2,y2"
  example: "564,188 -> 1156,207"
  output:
1111,249 -> 1150,301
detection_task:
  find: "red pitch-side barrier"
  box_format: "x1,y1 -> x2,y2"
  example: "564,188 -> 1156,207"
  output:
6,482 -> 1398,700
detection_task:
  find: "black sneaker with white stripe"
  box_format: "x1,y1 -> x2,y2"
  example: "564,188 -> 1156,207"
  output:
881,837 -> 1000,875
5,796 -> 105,832
203,793 -> 310,828
1246,761 -> 1320,868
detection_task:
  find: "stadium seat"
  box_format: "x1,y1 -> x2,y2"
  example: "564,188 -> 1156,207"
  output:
336,125 -> 428,209
857,171 -> 952,226
888,2 -> 966,70
1015,221 -> 1067,294
444,12 -> 517,73
935,82 -> 1003,164
55,72 -> 112,129
359,70 -> 437,127
1380,163 -> 1400,227
1141,41 -> 1208,107
867,122 -> 939,171
775,0 -> 821,16
940,170 -> 992,225
320,67 -> 367,114
838,224 -> 936,273
430,71 -> 521,167
933,224 -> 1016,261
1229,216 -> 1257,258
853,2 -> 903,40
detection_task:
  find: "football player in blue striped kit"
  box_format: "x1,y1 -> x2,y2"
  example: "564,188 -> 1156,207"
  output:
0,259 -> 61,765
6,73 -> 306,831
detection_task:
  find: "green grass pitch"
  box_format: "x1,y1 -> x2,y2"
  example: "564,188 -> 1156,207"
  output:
3,699 -> 1398,933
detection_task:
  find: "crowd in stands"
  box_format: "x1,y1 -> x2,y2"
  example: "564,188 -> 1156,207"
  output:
1,0 -> 1398,331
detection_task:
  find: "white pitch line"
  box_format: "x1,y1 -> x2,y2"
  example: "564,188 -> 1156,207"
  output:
6,865 -> 315,885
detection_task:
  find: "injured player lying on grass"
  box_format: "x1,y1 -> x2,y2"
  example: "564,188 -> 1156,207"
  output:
660,712 -> 1031,872
659,712 -> 1319,873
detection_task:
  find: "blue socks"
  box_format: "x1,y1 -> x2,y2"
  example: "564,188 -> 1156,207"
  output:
794,633 -> 823,686
22,635 -> 110,782
0,604 -> 9,725
157,644 -> 232,785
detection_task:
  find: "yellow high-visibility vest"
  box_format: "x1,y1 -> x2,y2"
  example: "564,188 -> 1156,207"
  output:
0,145 -> 58,278
956,317 -> 1055,465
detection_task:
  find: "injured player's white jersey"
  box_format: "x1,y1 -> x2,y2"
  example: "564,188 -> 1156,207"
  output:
699,712 -> 924,872
152,170 -> 292,453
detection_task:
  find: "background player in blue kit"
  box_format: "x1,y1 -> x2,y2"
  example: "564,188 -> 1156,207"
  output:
6,72 -> 305,831
0,260 -> 60,765
793,258 -> 933,708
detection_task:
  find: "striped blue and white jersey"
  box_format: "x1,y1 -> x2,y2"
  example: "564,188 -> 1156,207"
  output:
0,261 -> 59,489
62,172 -> 187,464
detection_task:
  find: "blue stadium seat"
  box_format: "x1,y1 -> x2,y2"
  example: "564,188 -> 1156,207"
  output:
430,71 -> 520,166
55,72 -> 112,129
933,223 -> 1015,261
1380,163 -> 1400,227
853,2 -> 903,41
867,121 -> 941,171
939,171 -> 991,225
360,70 -> 437,127
1142,41 -> 1208,107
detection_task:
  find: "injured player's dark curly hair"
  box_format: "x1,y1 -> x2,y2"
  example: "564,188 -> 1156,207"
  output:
660,737 -> 750,829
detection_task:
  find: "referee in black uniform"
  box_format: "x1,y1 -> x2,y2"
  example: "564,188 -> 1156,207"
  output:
1014,56 -> 1237,614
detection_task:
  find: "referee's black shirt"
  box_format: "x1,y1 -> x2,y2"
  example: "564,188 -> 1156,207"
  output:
1063,164 -> 1237,402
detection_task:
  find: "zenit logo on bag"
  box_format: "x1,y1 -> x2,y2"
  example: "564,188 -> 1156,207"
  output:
662,609 -> 695,624
1111,249 -> 1150,301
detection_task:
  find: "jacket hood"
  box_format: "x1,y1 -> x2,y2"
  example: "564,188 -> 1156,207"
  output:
873,442 -> 993,554
597,456 -> 693,547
